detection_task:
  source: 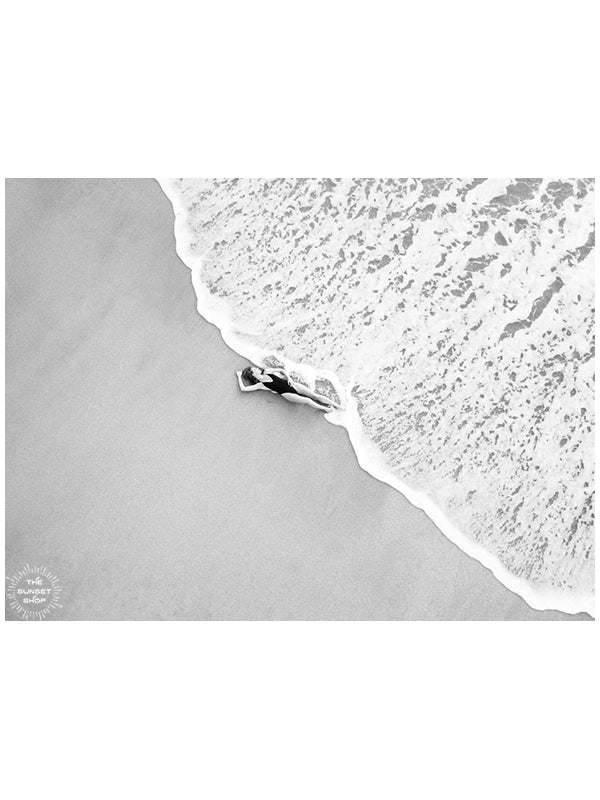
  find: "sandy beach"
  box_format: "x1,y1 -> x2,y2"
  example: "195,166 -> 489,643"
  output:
5,179 -> 590,620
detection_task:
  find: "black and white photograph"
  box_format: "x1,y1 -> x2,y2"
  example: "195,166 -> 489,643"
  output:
5,177 -> 594,621
2,4 -> 596,800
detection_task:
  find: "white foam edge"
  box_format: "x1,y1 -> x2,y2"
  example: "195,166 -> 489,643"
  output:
157,178 -> 595,619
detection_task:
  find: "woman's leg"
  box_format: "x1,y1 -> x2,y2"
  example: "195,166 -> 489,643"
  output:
283,378 -> 340,408
281,392 -> 331,411
295,386 -> 340,408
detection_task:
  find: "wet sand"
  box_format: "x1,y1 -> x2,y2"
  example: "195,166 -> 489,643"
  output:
5,179 -> 591,620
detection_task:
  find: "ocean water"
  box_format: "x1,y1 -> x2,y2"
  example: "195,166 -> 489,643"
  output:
159,178 -> 595,615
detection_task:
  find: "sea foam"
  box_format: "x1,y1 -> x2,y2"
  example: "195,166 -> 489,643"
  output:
159,178 -> 595,616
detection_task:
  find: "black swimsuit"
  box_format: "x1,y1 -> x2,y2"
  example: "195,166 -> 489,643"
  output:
260,372 -> 302,396
242,367 -> 303,396
241,367 -> 325,403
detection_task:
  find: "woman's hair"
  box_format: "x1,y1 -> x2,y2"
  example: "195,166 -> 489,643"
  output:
241,366 -> 260,386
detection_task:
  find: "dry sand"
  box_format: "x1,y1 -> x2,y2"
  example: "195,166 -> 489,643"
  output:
5,179 -> 590,620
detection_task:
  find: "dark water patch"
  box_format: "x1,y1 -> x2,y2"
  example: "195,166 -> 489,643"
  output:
402,225 -> 415,250
465,254 -> 497,272
576,178 -> 593,199
559,228 -> 595,268
367,254 -> 391,273
514,218 -> 528,233
420,178 -> 448,198
415,203 -> 436,220
490,179 -> 543,208
546,181 -> 574,208
457,178 -> 487,199
574,229 -> 594,262
500,277 -> 564,340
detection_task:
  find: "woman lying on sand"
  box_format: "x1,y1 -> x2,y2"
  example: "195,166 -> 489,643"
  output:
237,366 -> 340,411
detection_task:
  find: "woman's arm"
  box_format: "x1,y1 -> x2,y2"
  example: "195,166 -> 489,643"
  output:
237,371 -> 269,392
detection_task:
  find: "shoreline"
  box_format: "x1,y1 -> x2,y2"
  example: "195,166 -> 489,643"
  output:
158,178 -> 594,618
